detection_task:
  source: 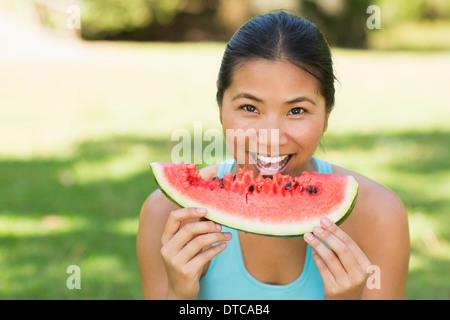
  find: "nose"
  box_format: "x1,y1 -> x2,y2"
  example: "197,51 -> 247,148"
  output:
257,117 -> 289,154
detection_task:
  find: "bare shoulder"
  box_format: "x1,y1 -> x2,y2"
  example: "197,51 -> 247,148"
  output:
331,164 -> 409,247
332,164 -> 406,223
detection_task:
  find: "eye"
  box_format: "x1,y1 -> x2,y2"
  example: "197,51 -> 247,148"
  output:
240,105 -> 258,113
288,107 -> 305,115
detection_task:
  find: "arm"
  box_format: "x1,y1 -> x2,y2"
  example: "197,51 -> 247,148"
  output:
136,190 -> 172,299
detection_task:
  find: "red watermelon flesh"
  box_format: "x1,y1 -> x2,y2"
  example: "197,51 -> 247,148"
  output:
150,161 -> 358,237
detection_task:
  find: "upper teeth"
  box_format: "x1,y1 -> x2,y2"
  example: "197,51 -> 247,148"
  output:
255,154 -> 289,163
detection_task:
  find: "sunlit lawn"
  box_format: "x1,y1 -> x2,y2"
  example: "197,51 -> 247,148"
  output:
0,42 -> 449,299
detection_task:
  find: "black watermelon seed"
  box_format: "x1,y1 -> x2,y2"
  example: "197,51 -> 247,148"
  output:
314,187 -> 318,194
232,174 -> 236,180
220,183 -> 224,188
285,183 -> 292,190
219,178 -> 223,183
309,186 -> 313,194
212,176 -> 218,181
249,185 -> 255,192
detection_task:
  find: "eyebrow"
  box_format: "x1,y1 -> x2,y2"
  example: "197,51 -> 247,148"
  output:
232,93 -> 263,103
286,96 -> 317,106
232,92 -> 316,106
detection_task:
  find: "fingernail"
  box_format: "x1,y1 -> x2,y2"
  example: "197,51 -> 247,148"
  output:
224,232 -> 231,238
219,242 -> 227,248
304,233 -> 314,242
196,208 -> 207,214
216,224 -> 221,231
321,217 -> 332,227
314,227 -> 324,234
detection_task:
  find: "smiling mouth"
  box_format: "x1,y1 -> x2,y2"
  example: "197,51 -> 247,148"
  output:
250,152 -> 294,175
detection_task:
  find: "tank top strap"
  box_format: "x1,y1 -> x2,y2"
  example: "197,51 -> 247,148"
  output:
312,157 -> 333,174
216,158 -> 236,178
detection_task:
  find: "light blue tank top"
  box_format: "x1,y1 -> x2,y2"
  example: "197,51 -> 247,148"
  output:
197,157 -> 332,300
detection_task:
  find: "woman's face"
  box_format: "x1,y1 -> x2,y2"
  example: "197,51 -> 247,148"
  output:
220,59 -> 329,177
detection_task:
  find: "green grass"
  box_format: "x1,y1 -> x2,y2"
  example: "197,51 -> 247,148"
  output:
0,42 -> 449,299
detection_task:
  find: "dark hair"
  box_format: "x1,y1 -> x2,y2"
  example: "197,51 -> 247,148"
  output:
216,11 -> 336,112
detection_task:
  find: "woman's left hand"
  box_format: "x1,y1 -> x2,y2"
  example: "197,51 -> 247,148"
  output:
304,217 -> 372,300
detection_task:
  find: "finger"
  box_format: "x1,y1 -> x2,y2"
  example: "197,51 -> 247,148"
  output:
304,232 -> 347,280
312,226 -> 361,276
320,218 -> 372,269
165,220 -> 222,253
177,232 -> 232,264
161,207 -> 207,245
310,248 -> 337,286
188,241 -> 228,272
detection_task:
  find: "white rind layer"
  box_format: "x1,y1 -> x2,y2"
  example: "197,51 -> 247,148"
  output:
151,162 -> 359,236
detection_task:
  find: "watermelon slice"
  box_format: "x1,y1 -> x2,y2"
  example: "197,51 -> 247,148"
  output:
150,161 -> 358,237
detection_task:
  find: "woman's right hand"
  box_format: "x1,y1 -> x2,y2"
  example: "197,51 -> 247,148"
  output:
160,207 -> 232,300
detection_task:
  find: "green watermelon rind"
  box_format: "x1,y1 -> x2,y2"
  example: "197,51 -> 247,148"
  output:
150,163 -> 186,209
150,162 -> 358,237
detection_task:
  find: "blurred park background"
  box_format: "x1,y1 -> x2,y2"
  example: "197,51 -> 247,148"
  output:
0,0 -> 449,299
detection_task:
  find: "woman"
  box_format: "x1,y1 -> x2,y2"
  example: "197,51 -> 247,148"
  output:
137,11 -> 410,300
